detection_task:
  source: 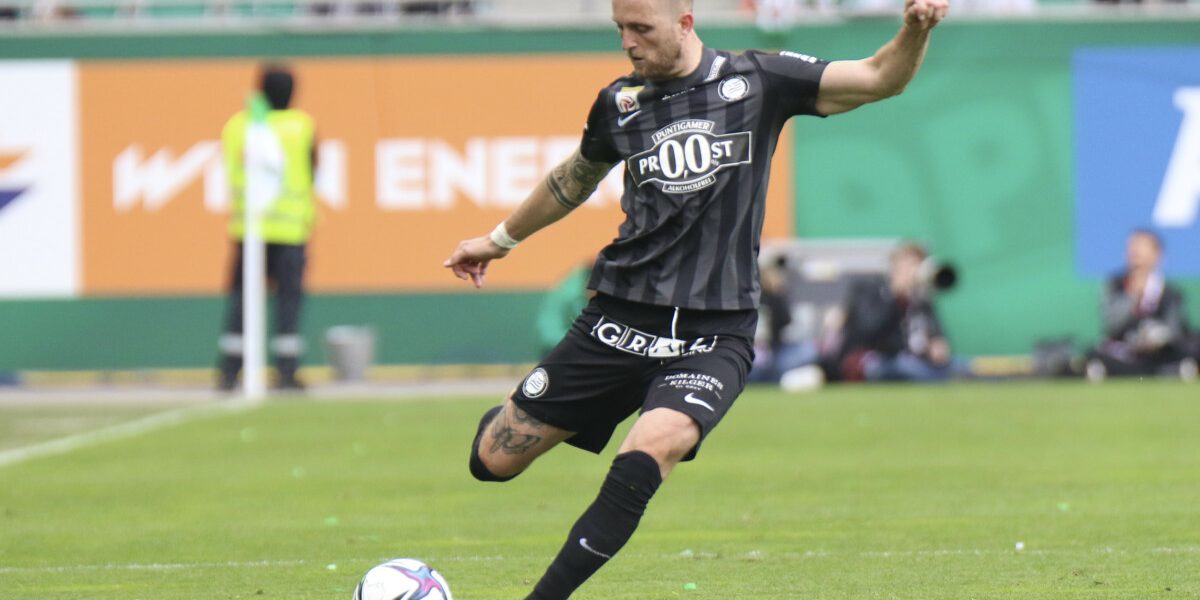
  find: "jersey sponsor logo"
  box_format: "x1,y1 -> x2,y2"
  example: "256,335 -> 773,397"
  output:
522,367 -> 550,398
780,50 -> 819,64
615,86 -> 644,114
663,372 -> 725,394
718,75 -> 750,102
626,119 -> 753,194
591,314 -> 718,358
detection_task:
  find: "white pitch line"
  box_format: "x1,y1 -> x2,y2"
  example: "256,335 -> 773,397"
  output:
679,547 -> 1200,561
4,547 -> 1199,575
0,556 -> 509,575
0,559 -> 310,574
0,398 -> 264,469
0,382 -> 511,469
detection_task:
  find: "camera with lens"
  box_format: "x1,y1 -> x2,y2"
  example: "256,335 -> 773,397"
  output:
917,258 -> 958,292
912,258 -> 960,297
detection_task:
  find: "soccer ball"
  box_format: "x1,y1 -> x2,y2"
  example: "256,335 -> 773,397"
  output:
352,558 -> 453,600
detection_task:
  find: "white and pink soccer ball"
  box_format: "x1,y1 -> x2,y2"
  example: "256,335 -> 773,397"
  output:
353,558 -> 453,600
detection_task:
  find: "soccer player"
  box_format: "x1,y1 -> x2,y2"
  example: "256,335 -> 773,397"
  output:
443,0 -> 949,596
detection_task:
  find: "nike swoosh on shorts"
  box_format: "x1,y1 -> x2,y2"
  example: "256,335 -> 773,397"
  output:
683,393 -> 715,412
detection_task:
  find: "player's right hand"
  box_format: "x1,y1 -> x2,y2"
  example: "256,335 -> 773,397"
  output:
443,236 -> 510,288
904,0 -> 948,29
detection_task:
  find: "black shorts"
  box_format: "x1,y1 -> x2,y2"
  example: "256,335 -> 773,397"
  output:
512,294 -> 756,461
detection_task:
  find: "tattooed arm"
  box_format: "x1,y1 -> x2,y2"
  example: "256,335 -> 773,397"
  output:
504,147 -> 615,236
443,147 -> 615,287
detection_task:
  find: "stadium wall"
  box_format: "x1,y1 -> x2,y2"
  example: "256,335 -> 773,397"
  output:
1,19 -> 1198,370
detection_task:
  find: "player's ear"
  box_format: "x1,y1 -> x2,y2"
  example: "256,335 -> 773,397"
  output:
678,12 -> 694,37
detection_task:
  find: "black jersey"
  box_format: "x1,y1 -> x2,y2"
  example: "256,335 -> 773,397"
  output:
579,47 -> 828,311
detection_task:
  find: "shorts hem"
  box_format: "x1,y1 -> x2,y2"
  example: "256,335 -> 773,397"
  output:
510,395 -> 607,455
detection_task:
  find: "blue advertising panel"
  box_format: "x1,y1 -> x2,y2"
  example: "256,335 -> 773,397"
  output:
1075,47 -> 1200,278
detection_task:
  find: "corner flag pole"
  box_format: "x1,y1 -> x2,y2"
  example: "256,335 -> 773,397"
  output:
241,93 -> 278,401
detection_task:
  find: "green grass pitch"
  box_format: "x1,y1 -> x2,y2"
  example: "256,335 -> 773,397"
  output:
1,381 -> 1198,599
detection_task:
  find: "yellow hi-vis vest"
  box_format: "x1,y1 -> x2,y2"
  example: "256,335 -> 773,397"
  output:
222,109 -> 316,245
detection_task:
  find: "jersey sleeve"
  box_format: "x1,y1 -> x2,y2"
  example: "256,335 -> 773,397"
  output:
751,50 -> 830,117
579,90 -> 621,164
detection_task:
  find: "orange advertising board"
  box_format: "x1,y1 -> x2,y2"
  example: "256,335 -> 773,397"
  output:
79,55 -> 795,295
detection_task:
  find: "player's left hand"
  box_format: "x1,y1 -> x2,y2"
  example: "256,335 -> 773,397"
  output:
904,0 -> 949,30
443,236 -> 510,288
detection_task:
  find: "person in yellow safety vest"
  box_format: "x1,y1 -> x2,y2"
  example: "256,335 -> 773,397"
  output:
217,65 -> 318,392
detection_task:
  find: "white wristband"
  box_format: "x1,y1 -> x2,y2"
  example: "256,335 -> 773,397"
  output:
489,222 -> 520,250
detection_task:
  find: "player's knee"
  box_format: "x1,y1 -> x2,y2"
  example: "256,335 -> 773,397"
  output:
468,405 -> 521,482
647,410 -> 701,446
608,450 -> 664,504
468,446 -> 520,483
641,438 -> 695,472
625,410 -> 701,473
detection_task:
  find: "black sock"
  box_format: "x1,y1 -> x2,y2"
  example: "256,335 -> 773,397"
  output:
526,451 -> 663,600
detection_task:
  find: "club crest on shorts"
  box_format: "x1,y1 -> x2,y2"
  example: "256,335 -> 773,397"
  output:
615,86 -> 644,113
718,75 -> 749,102
522,367 -> 550,398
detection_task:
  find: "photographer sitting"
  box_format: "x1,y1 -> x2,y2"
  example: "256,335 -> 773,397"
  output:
1085,229 -> 1197,382
818,242 -> 960,382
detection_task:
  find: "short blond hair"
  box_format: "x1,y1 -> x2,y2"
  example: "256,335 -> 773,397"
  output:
667,0 -> 693,15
